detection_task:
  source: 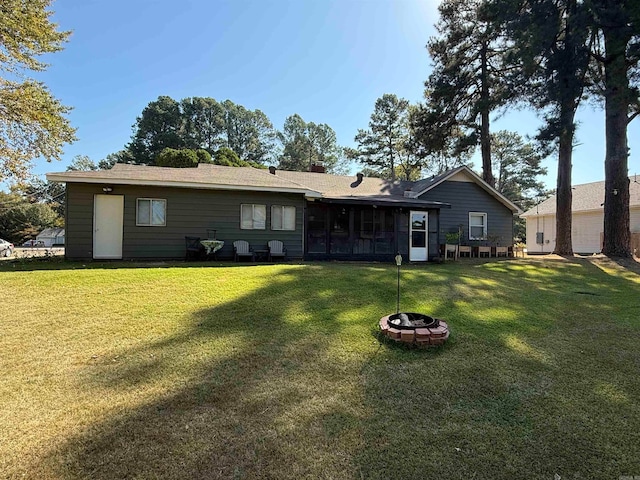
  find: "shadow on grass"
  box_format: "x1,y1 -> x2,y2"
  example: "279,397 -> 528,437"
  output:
33,259 -> 640,479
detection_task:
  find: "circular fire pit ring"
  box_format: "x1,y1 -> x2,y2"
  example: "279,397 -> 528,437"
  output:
379,312 -> 450,346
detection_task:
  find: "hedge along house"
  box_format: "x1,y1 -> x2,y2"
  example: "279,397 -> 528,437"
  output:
47,163 -> 520,262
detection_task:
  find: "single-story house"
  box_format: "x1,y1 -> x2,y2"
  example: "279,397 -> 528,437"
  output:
36,227 -> 65,247
46,163 -> 521,262
521,177 -> 640,254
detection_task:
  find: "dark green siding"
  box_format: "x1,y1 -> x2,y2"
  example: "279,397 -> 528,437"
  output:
419,181 -> 514,245
65,183 -> 305,260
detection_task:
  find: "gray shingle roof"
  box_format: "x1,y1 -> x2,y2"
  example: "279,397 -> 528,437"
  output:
46,163 -> 518,211
271,169 -> 412,197
521,177 -> 640,217
47,163 -> 322,195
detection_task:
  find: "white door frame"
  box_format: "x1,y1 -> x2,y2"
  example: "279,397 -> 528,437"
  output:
93,194 -> 124,259
409,210 -> 429,261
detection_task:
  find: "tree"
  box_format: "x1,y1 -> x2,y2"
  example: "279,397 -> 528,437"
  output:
0,191 -> 59,244
11,176 -> 65,217
0,0 -> 76,182
410,107 -> 473,176
350,94 -> 415,181
588,0 -> 640,257
67,154 -> 98,171
222,100 -> 277,165
497,0 -> 592,255
490,130 -> 550,239
181,97 -> 225,152
155,148 -> 199,168
98,151 -> 126,170
491,131 -> 548,206
128,96 -> 185,164
213,147 -> 265,168
424,0 -> 515,187
195,148 -> 212,164
278,114 -> 344,173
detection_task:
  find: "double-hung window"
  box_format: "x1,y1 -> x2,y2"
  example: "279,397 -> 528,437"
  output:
469,212 -> 487,240
136,198 -> 166,226
271,205 -> 296,231
241,204 -> 266,229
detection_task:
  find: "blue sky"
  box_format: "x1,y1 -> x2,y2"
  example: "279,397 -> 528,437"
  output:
27,0 -> 640,189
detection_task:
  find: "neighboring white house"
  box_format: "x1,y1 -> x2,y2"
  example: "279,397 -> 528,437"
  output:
36,228 -> 65,247
521,177 -> 640,254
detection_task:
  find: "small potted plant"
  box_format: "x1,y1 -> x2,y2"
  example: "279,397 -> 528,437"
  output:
444,231 -> 460,259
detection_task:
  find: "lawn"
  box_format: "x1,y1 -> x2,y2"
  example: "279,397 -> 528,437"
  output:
1,257 -> 639,479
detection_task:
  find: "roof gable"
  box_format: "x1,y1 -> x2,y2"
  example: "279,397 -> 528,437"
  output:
410,166 -> 522,214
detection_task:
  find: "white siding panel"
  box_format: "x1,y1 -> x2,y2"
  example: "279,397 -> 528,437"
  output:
525,215 -> 555,253
631,207 -> 640,232
571,212 -> 603,253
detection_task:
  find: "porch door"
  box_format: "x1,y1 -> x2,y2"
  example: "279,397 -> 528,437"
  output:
409,211 -> 428,261
93,194 -> 124,259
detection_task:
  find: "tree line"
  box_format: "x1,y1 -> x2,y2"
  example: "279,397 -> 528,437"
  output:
102,96 -> 348,174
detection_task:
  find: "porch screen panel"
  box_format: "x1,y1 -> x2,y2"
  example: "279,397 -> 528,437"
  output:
353,208 -> 373,254
330,207 -> 351,254
307,204 -> 327,253
375,209 -> 395,254
397,211 -> 409,255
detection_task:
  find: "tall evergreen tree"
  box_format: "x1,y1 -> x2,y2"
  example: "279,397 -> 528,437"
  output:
497,0 -> 592,255
588,0 -> 640,257
221,100 -> 277,165
278,114 -> 343,173
180,97 -> 225,152
491,130 -> 549,208
423,0 -> 514,187
128,96 -> 185,164
350,94 -> 414,181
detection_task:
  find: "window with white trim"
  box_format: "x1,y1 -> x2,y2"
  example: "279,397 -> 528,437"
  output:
469,212 -> 487,240
271,205 -> 296,231
241,204 -> 266,229
136,198 -> 166,226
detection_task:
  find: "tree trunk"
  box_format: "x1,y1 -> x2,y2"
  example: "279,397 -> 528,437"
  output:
480,41 -> 495,187
602,22 -> 631,257
554,100 -> 574,255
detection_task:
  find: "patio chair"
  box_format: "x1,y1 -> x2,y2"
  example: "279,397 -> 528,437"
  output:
268,240 -> 286,261
185,236 -> 205,261
233,240 -> 255,262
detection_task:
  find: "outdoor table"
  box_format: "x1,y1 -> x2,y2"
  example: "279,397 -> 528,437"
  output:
254,249 -> 269,261
200,239 -> 224,259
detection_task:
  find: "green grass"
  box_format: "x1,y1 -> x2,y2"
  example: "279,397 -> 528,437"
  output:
1,257 -> 639,479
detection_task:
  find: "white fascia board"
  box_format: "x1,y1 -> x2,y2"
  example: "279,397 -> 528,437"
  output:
46,174 -> 323,198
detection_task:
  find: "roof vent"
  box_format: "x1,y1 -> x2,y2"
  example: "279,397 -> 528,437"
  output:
269,166 -> 276,175
404,188 -> 414,198
351,173 -> 364,188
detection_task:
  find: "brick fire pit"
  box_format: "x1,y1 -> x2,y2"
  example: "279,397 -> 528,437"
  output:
379,312 -> 450,346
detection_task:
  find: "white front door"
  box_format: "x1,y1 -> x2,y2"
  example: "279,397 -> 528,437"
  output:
409,211 -> 428,261
93,194 -> 124,259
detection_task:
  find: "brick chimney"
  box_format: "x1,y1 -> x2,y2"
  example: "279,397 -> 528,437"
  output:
310,162 -> 326,173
